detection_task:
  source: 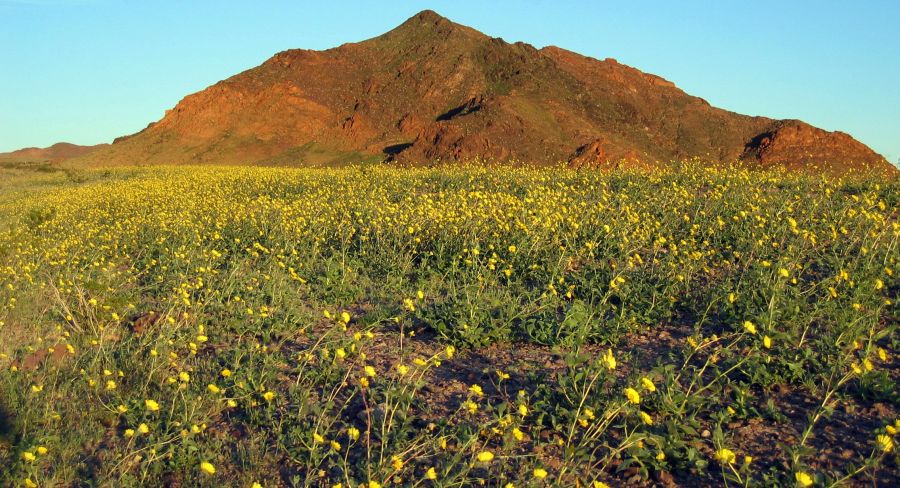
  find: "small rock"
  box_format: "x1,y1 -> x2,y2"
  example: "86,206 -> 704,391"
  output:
356,409 -> 368,423
872,403 -> 891,417
655,470 -> 676,487
131,311 -> 159,335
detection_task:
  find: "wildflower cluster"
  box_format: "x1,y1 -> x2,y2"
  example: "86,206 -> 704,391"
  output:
0,163 -> 896,486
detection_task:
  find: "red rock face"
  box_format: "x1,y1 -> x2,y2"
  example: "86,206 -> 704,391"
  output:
569,139 -> 610,169
70,10 -> 891,173
741,120 -> 886,171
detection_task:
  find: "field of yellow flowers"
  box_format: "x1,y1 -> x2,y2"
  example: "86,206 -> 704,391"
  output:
0,162 -> 896,487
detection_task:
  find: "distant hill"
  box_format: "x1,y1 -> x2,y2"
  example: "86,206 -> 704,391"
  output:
0,142 -> 107,163
74,10 -> 890,172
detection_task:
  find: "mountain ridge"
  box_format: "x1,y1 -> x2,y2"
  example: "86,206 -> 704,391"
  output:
70,10 -> 890,172
0,142 -> 107,162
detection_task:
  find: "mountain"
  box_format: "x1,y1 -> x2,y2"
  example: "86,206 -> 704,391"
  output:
1,142 -> 106,162
75,10 -> 890,172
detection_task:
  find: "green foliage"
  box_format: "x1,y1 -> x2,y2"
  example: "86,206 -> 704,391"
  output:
0,164 -> 896,486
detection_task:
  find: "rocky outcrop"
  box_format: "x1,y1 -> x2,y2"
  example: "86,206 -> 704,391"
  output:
741,120 -> 885,171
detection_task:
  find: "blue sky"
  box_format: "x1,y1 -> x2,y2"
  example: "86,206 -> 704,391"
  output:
1,0 -> 898,163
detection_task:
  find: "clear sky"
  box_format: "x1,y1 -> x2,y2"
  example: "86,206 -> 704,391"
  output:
1,0 -> 898,163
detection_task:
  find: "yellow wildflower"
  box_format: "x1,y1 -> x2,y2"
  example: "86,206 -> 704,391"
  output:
512,427 -> 525,441
876,434 -> 893,452
743,321 -> 757,334
477,451 -> 494,462
602,348 -> 616,370
795,471 -> 813,487
715,448 -> 736,464
624,387 -> 641,404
